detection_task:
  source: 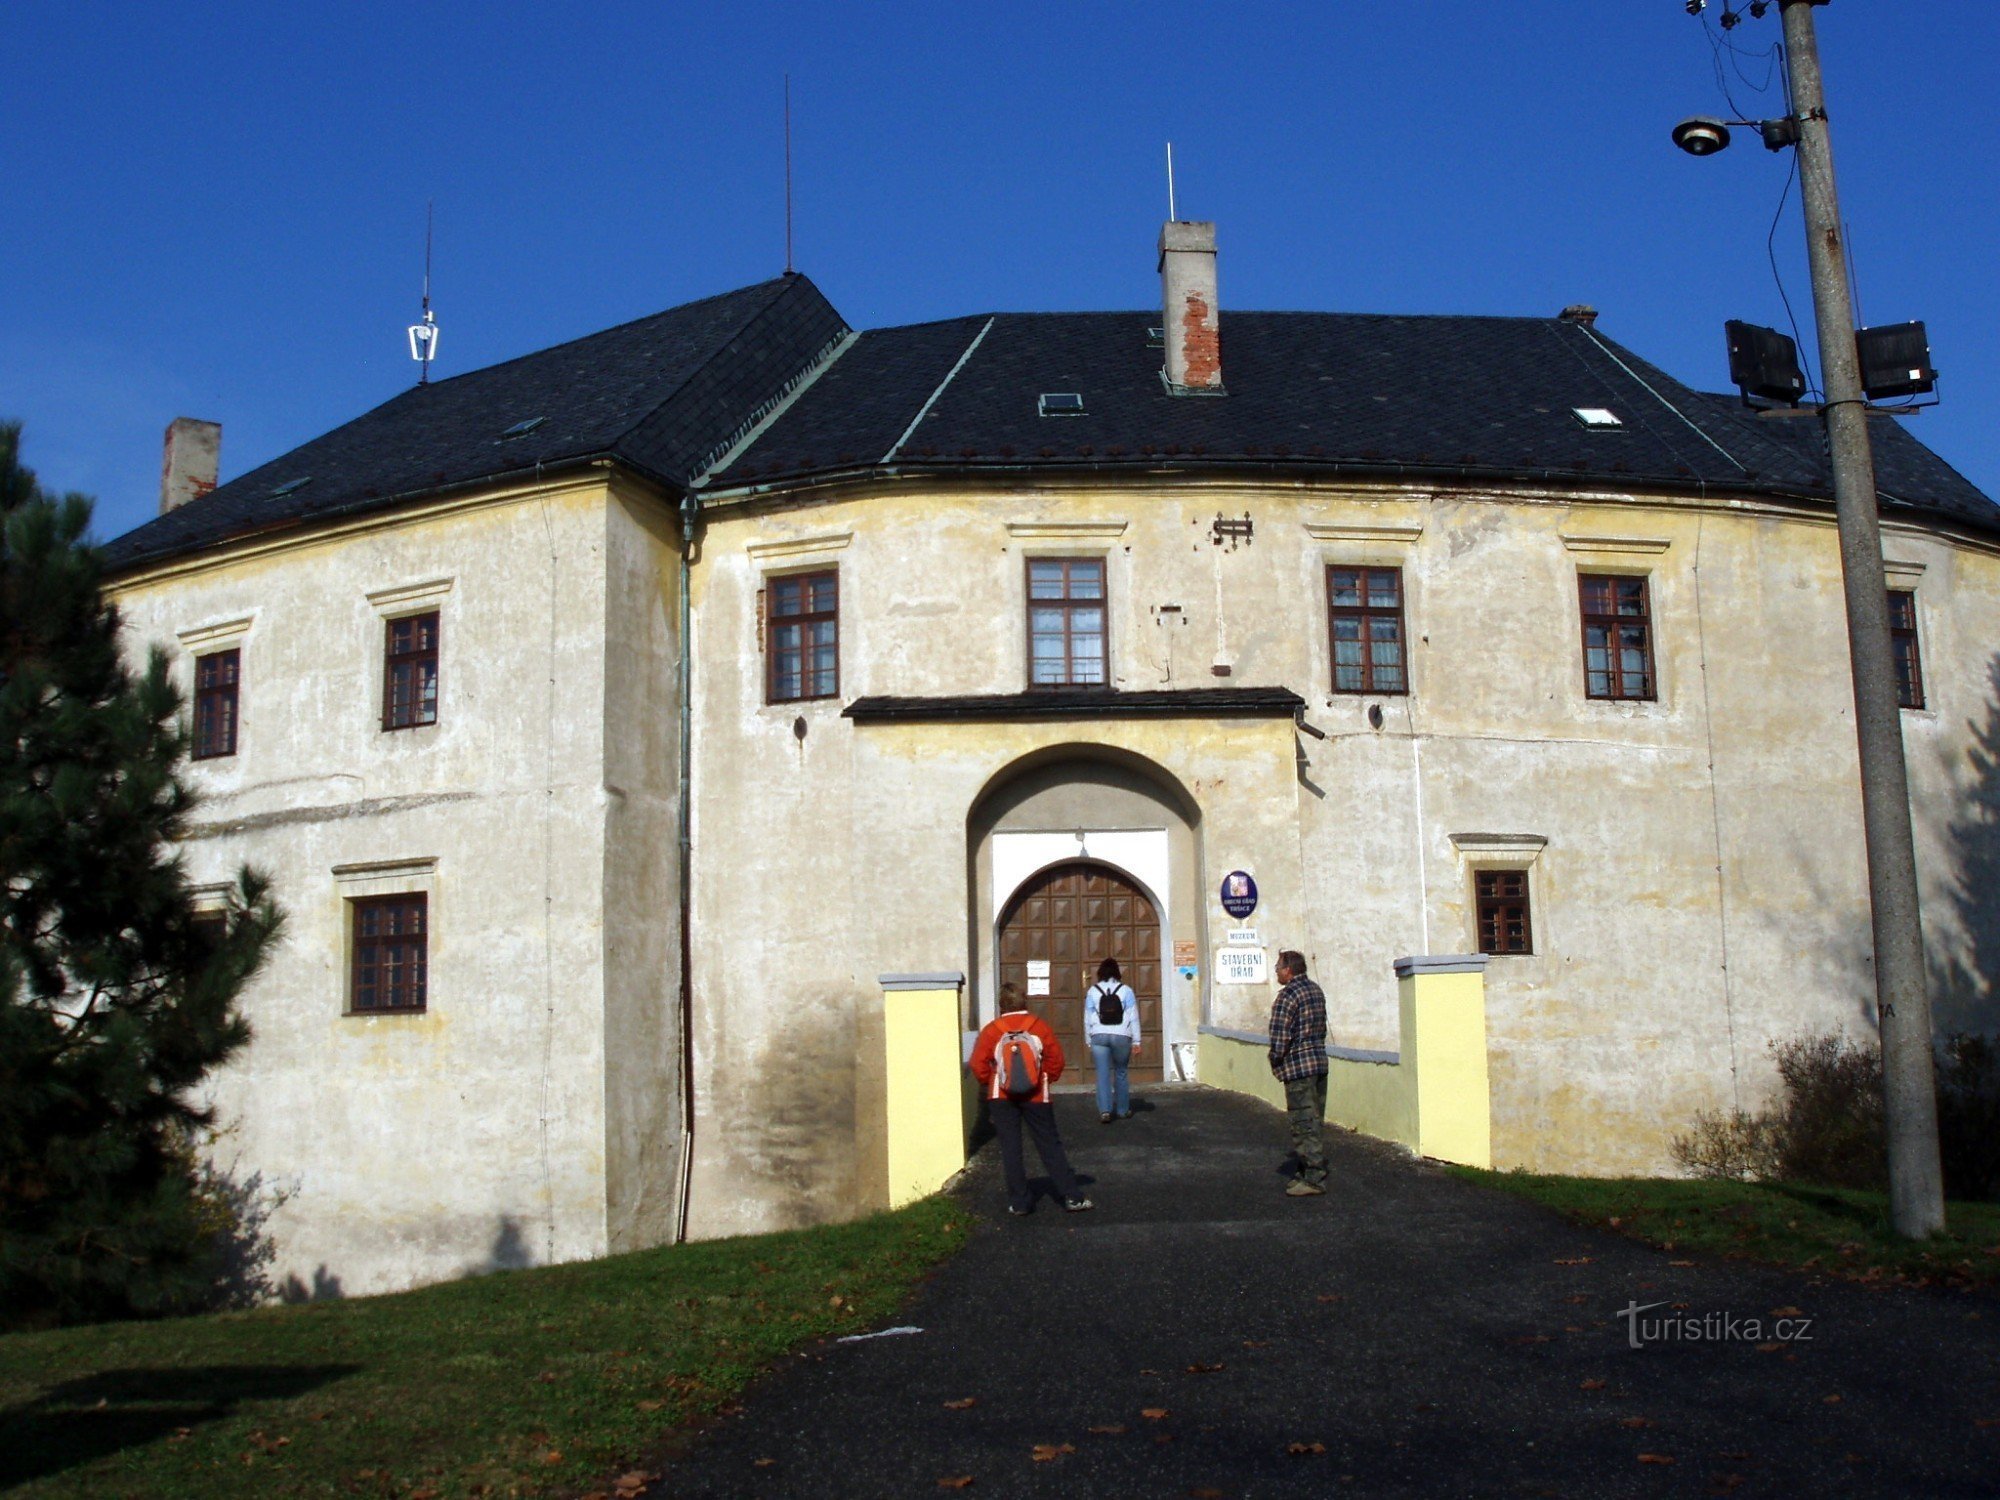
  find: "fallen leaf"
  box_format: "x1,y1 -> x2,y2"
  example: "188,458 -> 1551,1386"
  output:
1088,1424 -> 1128,1435
1316,1294 -> 1344,1303
943,1398 -> 978,1410
1844,1453 -> 1867,1465
1029,1443 -> 1076,1462
1154,1434 -> 1175,1445
1637,1453 -> 1675,1465
542,1450 -> 564,1464
1286,1441 -> 1327,1456
411,1491 -> 439,1500
1823,1394 -> 1843,1405
1190,1490 -> 1226,1499
830,1294 -> 845,1307
1771,1306 -> 1804,1318
1565,1294 -> 1591,1305
754,1458 -> 776,1468
1579,1379 -> 1607,1391
1715,1452 -> 1753,1461
1242,1339 -> 1271,1348
1186,1361 -> 1226,1374
1142,1408 -> 1170,1420
1620,1417 -> 1654,1429
937,1478 -> 975,1491
1710,1475 -> 1745,1492
1607,1216 -> 1623,1227
1553,1257 -> 1593,1266
635,1399 -> 665,1412
1509,1335 -> 1551,1345
1754,1342 -> 1784,1353
1669,1259 -> 1695,1267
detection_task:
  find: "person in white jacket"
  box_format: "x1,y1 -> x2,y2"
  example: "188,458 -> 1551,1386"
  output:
1084,957 -> 1142,1122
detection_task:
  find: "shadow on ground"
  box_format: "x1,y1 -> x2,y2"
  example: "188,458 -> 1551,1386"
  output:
0,1363 -> 358,1489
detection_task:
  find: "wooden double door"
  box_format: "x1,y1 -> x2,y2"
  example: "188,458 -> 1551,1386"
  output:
997,861 -> 1163,1086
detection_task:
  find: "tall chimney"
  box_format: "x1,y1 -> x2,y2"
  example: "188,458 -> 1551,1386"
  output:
1159,220 -> 1222,392
160,418 -> 221,514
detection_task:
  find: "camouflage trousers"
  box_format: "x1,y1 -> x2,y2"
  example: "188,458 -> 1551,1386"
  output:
1284,1072 -> 1330,1186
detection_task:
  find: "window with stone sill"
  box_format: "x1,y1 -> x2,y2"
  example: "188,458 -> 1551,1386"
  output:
350,893 -> 427,1013
382,611 -> 440,730
1889,590 -> 1924,710
766,569 -> 839,703
1327,565 -> 1407,695
192,648 -> 240,759
1579,573 -> 1655,702
1475,869 -> 1532,956
1027,557 -> 1106,688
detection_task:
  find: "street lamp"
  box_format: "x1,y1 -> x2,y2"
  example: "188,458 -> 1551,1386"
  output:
1673,0 -> 1945,1239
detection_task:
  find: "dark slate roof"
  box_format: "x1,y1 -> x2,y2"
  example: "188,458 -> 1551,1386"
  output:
103,274 -> 848,572
710,310 -> 1999,535
844,687 -> 1306,722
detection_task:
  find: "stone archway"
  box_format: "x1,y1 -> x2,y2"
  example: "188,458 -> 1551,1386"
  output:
996,859 -> 1163,1085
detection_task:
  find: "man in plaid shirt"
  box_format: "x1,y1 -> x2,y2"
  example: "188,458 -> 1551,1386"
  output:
1267,949 -> 1329,1196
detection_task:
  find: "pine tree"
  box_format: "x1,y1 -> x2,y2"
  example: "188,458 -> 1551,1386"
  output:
0,421 -> 283,1327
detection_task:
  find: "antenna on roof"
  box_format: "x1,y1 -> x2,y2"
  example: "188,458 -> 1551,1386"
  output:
407,200 -> 440,384
784,75 -> 795,274
1166,141 -> 1177,221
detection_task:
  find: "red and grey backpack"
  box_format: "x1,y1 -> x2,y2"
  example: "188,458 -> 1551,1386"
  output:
995,1025 -> 1044,1097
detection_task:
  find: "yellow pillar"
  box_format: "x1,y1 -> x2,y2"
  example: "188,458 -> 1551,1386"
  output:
879,973 -> 968,1208
1396,954 -> 1491,1168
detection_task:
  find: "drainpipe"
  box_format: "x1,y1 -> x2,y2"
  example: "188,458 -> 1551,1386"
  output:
673,488 -> 700,1242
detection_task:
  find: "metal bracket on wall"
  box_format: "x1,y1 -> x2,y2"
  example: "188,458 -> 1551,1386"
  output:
1210,513 -> 1253,550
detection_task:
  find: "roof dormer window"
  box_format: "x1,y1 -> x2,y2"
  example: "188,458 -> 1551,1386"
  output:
1039,393 -> 1085,417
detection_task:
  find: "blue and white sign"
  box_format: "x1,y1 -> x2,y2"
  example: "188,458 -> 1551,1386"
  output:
1220,869 -> 1259,920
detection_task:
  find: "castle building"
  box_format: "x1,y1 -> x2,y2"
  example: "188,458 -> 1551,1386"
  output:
103,225 -> 2000,1294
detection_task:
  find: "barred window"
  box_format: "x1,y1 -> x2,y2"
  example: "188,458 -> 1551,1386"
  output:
383,612 -> 440,730
767,570 -> 839,702
192,648 -> 240,759
1888,590 -> 1924,710
1579,574 -> 1655,701
351,894 -> 427,1013
1028,558 -> 1106,687
1328,566 -> 1407,694
1475,870 -> 1532,956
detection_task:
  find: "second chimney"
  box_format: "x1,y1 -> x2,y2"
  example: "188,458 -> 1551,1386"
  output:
1159,220 -> 1222,392
160,417 -> 221,514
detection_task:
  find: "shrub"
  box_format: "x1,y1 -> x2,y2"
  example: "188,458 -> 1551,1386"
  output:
1675,1028 -> 2000,1201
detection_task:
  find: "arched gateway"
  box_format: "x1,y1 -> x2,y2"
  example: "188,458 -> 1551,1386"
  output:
997,860 -> 1164,1085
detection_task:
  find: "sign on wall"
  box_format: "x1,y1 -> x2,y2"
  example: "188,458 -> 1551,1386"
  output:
1220,870 -> 1258,920
1214,947 -> 1268,985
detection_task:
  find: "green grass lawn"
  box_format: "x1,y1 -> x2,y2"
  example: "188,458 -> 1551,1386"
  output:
0,1196 -> 969,1499
1450,1167 -> 2000,1288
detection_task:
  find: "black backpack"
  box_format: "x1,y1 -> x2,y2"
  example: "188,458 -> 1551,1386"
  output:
1094,980 -> 1125,1026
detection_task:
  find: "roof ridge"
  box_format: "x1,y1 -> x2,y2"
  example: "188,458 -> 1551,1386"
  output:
602,273 -> 841,456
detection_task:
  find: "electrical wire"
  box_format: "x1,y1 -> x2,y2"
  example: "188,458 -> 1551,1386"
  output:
1765,146 -> 1820,401
1701,11 -> 1783,121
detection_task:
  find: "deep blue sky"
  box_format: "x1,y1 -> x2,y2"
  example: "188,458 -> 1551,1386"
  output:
7,2 -> 1996,543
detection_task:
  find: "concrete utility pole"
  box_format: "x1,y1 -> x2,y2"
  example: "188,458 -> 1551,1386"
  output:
1777,0 -> 1944,1237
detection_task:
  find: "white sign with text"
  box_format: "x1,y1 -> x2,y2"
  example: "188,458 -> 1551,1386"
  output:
1214,947 -> 1268,985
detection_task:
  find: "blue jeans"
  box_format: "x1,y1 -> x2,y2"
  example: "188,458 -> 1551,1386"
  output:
1090,1035 -> 1133,1117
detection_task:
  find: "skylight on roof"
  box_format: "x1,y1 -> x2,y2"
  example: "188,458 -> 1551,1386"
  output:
1573,407 -> 1623,428
1039,392 -> 1085,417
268,477 -> 312,498
498,416 -> 548,440
1146,326 -> 1164,348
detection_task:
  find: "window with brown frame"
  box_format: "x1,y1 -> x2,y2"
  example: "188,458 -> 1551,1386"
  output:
192,648 -> 240,758
1579,573 -> 1655,701
1475,870 -> 1532,956
1327,565 -> 1408,694
1888,590 -> 1924,710
382,611 -> 440,730
350,893 -> 427,1013
1027,557 -> 1106,687
766,570 -> 839,702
